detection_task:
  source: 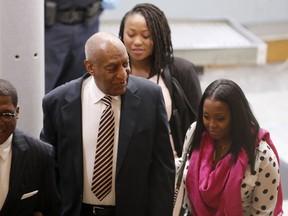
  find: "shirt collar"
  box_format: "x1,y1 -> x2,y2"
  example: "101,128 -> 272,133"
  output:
88,76 -> 120,103
0,134 -> 13,162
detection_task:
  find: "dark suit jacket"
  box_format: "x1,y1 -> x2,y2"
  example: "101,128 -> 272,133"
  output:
164,57 -> 202,157
40,74 -> 175,216
0,129 -> 60,216
172,57 -> 202,116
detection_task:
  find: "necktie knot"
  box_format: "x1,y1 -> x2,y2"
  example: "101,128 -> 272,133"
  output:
102,95 -> 112,107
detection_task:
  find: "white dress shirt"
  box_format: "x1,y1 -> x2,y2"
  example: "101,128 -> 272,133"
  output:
81,76 -> 120,205
0,134 -> 12,209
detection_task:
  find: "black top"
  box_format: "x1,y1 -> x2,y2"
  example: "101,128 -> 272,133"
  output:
163,57 -> 202,157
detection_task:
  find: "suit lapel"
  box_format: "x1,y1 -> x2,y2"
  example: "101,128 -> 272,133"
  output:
2,131 -> 29,212
116,78 -> 140,176
61,76 -> 86,188
55,74 -> 140,182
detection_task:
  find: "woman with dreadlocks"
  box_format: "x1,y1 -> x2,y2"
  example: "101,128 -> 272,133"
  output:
119,3 -> 202,159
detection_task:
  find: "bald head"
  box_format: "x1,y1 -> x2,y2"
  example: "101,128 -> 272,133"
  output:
83,32 -> 130,96
85,32 -> 127,62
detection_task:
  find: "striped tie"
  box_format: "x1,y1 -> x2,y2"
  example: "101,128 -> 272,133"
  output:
91,95 -> 115,201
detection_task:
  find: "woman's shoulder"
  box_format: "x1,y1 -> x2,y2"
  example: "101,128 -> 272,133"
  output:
173,57 -> 195,72
174,56 -> 194,66
253,140 -> 279,175
181,122 -> 197,154
172,57 -> 199,83
185,122 -> 197,139
256,140 -> 278,160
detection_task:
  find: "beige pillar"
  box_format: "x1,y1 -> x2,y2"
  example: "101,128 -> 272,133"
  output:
0,0 -> 44,137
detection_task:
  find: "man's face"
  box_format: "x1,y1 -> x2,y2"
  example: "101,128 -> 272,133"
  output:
0,96 -> 18,144
86,43 -> 131,96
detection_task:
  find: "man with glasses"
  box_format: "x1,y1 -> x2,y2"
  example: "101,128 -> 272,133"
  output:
0,79 -> 60,215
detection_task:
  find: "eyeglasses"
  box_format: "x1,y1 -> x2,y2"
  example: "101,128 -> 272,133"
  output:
0,112 -> 17,122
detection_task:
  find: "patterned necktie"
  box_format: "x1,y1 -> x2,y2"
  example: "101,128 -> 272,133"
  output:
91,95 -> 115,201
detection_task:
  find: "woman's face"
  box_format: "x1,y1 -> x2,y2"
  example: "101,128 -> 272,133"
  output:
122,13 -> 153,62
202,98 -> 231,142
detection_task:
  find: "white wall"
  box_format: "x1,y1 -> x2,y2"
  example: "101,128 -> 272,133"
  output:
0,0 -> 44,137
101,0 -> 288,25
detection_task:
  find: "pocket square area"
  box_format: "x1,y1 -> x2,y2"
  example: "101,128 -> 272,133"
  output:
21,190 -> 38,200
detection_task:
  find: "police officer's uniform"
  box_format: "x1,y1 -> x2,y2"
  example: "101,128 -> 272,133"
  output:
45,0 -> 103,93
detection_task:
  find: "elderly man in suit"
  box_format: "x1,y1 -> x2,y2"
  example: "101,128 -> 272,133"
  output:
0,79 -> 60,216
40,32 -> 175,216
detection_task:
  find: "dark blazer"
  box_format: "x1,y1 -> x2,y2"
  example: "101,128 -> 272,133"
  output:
0,129 -> 60,216
163,57 -> 202,156
40,74 -> 175,216
172,57 -> 201,117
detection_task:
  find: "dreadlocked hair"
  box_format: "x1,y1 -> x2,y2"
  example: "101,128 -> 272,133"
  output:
119,3 -> 174,77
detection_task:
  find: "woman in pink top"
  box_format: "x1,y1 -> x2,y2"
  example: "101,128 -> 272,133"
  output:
178,79 -> 283,215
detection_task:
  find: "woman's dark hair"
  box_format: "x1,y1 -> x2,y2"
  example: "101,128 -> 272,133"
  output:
0,79 -> 18,107
191,79 -> 259,170
119,3 -> 174,77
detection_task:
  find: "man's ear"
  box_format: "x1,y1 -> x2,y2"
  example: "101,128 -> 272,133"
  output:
84,59 -> 93,75
16,106 -> 20,119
